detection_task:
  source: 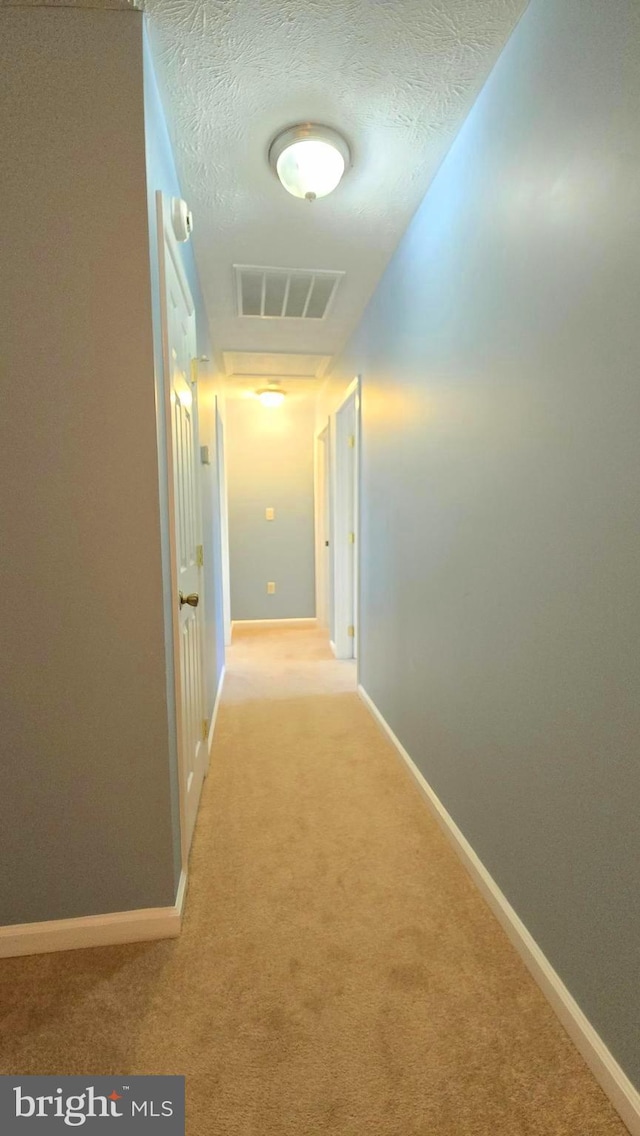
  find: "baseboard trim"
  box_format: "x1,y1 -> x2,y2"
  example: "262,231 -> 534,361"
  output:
0,868 -> 188,960
358,683 -> 640,1136
174,867 -> 188,920
207,664 -> 226,756
231,618 -> 317,629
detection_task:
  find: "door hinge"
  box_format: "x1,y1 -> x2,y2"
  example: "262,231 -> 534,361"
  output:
202,718 -> 209,741
348,531 -> 355,544
347,625 -> 355,638
196,544 -> 204,567
190,358 -> 199,384
347,434 -> 355,448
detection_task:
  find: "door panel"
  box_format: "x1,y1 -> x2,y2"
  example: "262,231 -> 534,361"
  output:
215,400 -> 232,647
158,193 -> 207,858
333,384 -> 359,660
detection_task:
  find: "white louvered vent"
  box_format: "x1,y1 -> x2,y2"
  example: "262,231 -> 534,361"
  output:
235,265 -> 344,320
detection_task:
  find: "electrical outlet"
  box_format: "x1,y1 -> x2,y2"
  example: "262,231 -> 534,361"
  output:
265,507 -> 275,521
267,582 -> 276,594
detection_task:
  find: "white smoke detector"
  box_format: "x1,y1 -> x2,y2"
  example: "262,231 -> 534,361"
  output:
171,197 -> 193,242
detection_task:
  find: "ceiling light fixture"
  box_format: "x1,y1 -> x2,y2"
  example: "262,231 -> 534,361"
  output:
269,124 -> 351,202
257,388 -> 286,408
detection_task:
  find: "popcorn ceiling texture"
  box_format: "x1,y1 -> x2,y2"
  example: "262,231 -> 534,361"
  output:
145,0 -> 527,369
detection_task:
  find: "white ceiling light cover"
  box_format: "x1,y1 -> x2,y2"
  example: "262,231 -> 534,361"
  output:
257,388 -> 286,407
277,140 -> 343,199
269,124 -> 351,201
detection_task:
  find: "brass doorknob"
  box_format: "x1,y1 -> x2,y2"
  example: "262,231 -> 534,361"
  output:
179,591 -> 199,608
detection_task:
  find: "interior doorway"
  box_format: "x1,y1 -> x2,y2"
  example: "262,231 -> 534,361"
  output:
314,423 -> 332,634
215,396 -> 232,647
332,378 -> 360,661
157,191 -> 208,863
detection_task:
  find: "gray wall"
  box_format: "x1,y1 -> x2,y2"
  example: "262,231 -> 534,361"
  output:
332,0 -> 640,1089
0,9 -> 178,922
227,397 -> 316,620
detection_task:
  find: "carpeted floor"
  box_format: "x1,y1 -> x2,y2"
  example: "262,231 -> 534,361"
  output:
0,623 -> 628,1134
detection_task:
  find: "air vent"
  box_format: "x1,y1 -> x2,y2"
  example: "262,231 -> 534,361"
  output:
235,265 -> 344,320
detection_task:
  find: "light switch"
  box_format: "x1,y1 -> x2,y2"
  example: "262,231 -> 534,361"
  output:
267,582 -> 276,594
265,507 -> 275,521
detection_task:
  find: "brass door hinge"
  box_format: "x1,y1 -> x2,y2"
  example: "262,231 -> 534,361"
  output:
196,544 -> 204,567
348,531 -> 355,544
347,625 -> 355,638
202,718 -> 209,741
190,358 -> 199,384
347,434 -> 355,448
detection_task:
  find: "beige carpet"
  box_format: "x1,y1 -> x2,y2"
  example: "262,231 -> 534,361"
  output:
0,623 -> 629,1135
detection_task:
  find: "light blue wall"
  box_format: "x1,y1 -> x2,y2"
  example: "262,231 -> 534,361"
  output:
332,0 -> 640,1089
227,398 -> 316,621
143,24 -> 225,813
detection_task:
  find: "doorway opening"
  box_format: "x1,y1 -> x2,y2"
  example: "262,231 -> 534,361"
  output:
157,191 -> 208,865
314,423 -> 332,636
317,377 -> 360,662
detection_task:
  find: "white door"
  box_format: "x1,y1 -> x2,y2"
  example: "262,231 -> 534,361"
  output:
345,402 -> 357,660
315,425 -> 332,629
215,398 -> 232,648
157,193 -> 207,857
333,381 -> 360,660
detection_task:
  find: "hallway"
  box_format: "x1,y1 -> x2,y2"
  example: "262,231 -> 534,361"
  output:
0,625 -> 627,1134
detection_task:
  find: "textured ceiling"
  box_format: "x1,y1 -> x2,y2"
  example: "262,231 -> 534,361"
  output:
145,0 -> 527,377
1,0 -> 134,7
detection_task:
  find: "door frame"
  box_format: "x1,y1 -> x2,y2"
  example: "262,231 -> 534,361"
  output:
215,396 -> 232,647
156,191 -> 207,874
332,376 -> 361,662
314,421 -> 332,632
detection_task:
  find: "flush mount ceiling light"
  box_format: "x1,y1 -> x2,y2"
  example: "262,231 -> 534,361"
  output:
268,124 -> 351,202
257,387 -> 286,407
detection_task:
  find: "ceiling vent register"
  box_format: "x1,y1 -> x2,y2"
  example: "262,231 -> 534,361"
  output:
235,265 -> 344,320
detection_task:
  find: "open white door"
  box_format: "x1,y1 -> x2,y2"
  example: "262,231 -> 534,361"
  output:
215,396 -> 232,647
314,423 -> 332,630
333,379 -> 360,660
157,192 -> 207,859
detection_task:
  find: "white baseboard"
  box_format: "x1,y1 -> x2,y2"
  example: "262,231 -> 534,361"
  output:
207,664 -> 226,756
174,866 -> 188,920
358,684 -> 640,1136
0,664 -> 225,961
0,868 -> 188,960
231,618 -> 317,629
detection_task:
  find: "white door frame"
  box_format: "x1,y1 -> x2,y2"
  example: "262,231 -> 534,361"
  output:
332,376 -> 361,661
215,396 -> 232,647
156,191 -> 207,873
314,421 -> 331,631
